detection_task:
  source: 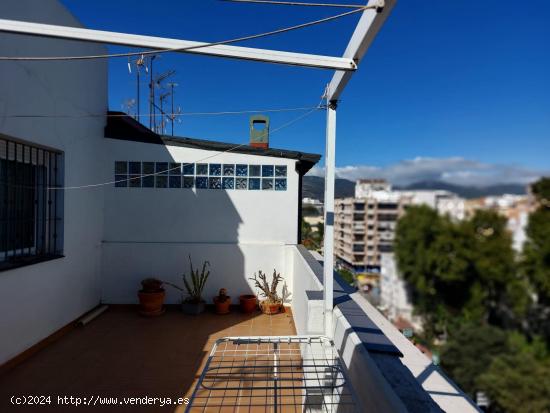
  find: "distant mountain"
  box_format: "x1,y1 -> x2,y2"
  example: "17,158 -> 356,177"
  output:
302,176 -> 526,201
394,181 -> 527,199
302,176 -> 355,201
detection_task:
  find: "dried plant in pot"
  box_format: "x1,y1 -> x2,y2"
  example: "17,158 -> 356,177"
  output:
249,270 -> 284,315
213,288 -> 231,315
138,278 -> 165,317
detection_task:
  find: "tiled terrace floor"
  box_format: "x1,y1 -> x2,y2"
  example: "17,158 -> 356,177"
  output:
0,306 -> 296,412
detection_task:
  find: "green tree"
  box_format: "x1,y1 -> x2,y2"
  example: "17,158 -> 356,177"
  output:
522,178 -> 550,342
440,324 -> 509,396
477,334 -> 550,413
395,206 -> 526,338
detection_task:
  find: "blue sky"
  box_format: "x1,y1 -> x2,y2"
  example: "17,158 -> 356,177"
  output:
61,0 -> 550,185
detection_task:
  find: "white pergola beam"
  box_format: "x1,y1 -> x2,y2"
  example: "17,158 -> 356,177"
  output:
0,18 -> 356,71
326,0 -> 396,102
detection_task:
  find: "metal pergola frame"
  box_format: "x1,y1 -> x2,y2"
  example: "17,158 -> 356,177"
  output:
0,0 -> 396,337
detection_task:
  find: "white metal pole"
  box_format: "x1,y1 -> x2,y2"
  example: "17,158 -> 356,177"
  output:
323,99 -> 337,336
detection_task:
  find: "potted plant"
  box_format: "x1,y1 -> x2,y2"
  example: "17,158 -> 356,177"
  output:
181,256 -> 210,315
138,278 -> 165,317
249,269 -> 284,315
213,288 -> 231,315
239,294 -> 257,314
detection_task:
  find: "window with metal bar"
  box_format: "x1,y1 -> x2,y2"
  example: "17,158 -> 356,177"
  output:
0,136 -> 64,271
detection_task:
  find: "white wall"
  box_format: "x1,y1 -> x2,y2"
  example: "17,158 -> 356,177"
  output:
101,138 -> 300,303
0,0 -> 107,364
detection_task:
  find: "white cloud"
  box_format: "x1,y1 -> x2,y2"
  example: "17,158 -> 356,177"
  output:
307,157 -> 547,187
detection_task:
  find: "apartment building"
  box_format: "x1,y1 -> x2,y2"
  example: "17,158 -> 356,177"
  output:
335,182 -> 405,274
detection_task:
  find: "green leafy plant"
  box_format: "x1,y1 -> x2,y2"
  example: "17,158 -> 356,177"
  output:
249,269 -> 283,304
165,256 -> 210,303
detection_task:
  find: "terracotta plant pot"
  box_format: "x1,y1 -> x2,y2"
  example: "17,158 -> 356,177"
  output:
138,290 -> 166,317
239,294 -> 257,314
214,296 -> 231,315
260,300 -> 281,315
182,300 -> 206,315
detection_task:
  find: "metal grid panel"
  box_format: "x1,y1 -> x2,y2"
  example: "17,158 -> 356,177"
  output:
186,335 -> 358,413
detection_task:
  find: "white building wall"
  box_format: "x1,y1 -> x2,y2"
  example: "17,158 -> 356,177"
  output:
101,138 -> 300,303
0,0 -> 107,364
380,253 -> 413,321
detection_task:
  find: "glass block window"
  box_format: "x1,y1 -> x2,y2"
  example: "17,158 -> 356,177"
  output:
223,177 -> 234,189
114,161 -> 288,191
183,176 -> 194,188
236,178 -> 247,190
129,175 -> 141,188
223,164 -> 235,176
275,178 -> 287,191
209,177 -> 221,189
183,163 -> 194,175
156,162 -> 168,175
115,161 -> 127,174
169,162 -> 181,175
143,162 -> 154,174
262,165 -> 274,177
155,175 -> 167,188
249,178 -> 260,190
129,161 -> 141,175
249,165 -> 261,177
196,164 -> 208,175
275,165 -> 287,177
236,164 -> 248,176
209,163 -> 221,176
142,175 -> 154,188
115,175 -> 127,187
196,177 -> 208,189
262,178 -> 274,190
169,175 -> 181,188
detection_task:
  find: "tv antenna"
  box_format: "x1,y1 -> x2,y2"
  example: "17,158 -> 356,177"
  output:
166,82 -> 180,136
127,55 -> 148,121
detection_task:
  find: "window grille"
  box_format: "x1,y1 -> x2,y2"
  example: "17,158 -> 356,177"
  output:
1,136 -> 63,269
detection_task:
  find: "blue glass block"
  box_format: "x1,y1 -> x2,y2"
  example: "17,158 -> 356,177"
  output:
275,165 -> 287,177
183,163 -> 195,175
223,177 -> 234,189
223,164 -> 235,176
262,165 -> 274,177
129,175 -> 141,187
183,176 -> 194,188
236,178 -> 247,190
196,177 -> 208,189
249,178 -> 260,190
169,176 -> 181,188
236,164 -> 248,177
115,161 -> 127,174
196,164 -> 208,175
169,162 -> 181,175
275,178 -> 287,191
142,175 -> 154,188
129,162 -> 141,174
142,162 -> 154,174
115,174 -> 127,187
249,165 -> 261,177
156,162 -> 168,175
209,163 -> 221,176
155,176 -> 167,188
262,178 -> 274,190
209,177 -> 221,189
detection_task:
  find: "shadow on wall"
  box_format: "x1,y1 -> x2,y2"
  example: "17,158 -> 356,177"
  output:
101,140 -> 259,305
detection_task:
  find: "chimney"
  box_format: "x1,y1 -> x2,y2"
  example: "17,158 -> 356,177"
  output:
249,115 -> 269,149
